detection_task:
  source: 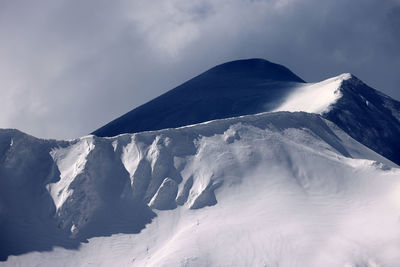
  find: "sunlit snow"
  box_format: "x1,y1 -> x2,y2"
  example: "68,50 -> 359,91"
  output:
274,73 -> 351,114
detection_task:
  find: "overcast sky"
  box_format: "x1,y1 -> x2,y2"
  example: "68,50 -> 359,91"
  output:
1,0 -> 399,139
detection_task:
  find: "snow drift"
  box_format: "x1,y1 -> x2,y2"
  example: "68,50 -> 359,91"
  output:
1,111 -> 400,266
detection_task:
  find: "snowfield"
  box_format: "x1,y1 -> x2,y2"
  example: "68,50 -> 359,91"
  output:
1,111 -> 400,266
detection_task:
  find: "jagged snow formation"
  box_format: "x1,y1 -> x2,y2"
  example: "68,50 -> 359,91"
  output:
274,73 -> 350,114
1,112 -> 400,266
47,138 -> 95,211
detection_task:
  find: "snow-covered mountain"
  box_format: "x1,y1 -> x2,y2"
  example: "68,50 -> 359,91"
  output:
2,112 -> 400,266
93,59 -> 400,166
1,59 -> 400,266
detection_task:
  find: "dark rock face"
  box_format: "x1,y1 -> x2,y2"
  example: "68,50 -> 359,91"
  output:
324,76 -> 400,165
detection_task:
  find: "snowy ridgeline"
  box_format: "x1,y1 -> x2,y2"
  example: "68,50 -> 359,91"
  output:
1,111 -> 400,266
92,58 -> 400,167
274,72 -> 400,166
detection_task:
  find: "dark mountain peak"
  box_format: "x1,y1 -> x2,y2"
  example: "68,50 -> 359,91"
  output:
339,73 -> 364,87
199,58 -> 305,83
92,59 -> 304,137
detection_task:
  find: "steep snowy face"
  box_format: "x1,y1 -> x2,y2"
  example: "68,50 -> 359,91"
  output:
47,137 -> 95,212
1,112 -> 400,266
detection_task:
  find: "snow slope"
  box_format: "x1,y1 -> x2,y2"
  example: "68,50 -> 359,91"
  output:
273,73 -> 348,114
1,111 -> 400,266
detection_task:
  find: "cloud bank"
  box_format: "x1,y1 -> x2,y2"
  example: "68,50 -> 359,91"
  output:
0,0 -> 399,138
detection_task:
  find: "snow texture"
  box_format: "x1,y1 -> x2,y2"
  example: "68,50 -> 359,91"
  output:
1,111 -> 400,266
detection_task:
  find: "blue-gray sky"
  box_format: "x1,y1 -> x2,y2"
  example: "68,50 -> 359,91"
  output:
1,0 -> 399,139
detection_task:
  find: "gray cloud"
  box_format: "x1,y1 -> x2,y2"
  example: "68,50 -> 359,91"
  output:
0,0 -> 399,139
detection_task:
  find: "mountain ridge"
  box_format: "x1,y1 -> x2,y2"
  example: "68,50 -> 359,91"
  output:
92,59 -> 400,165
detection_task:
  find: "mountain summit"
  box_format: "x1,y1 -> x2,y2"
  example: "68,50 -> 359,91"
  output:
92,58 -> 305,137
